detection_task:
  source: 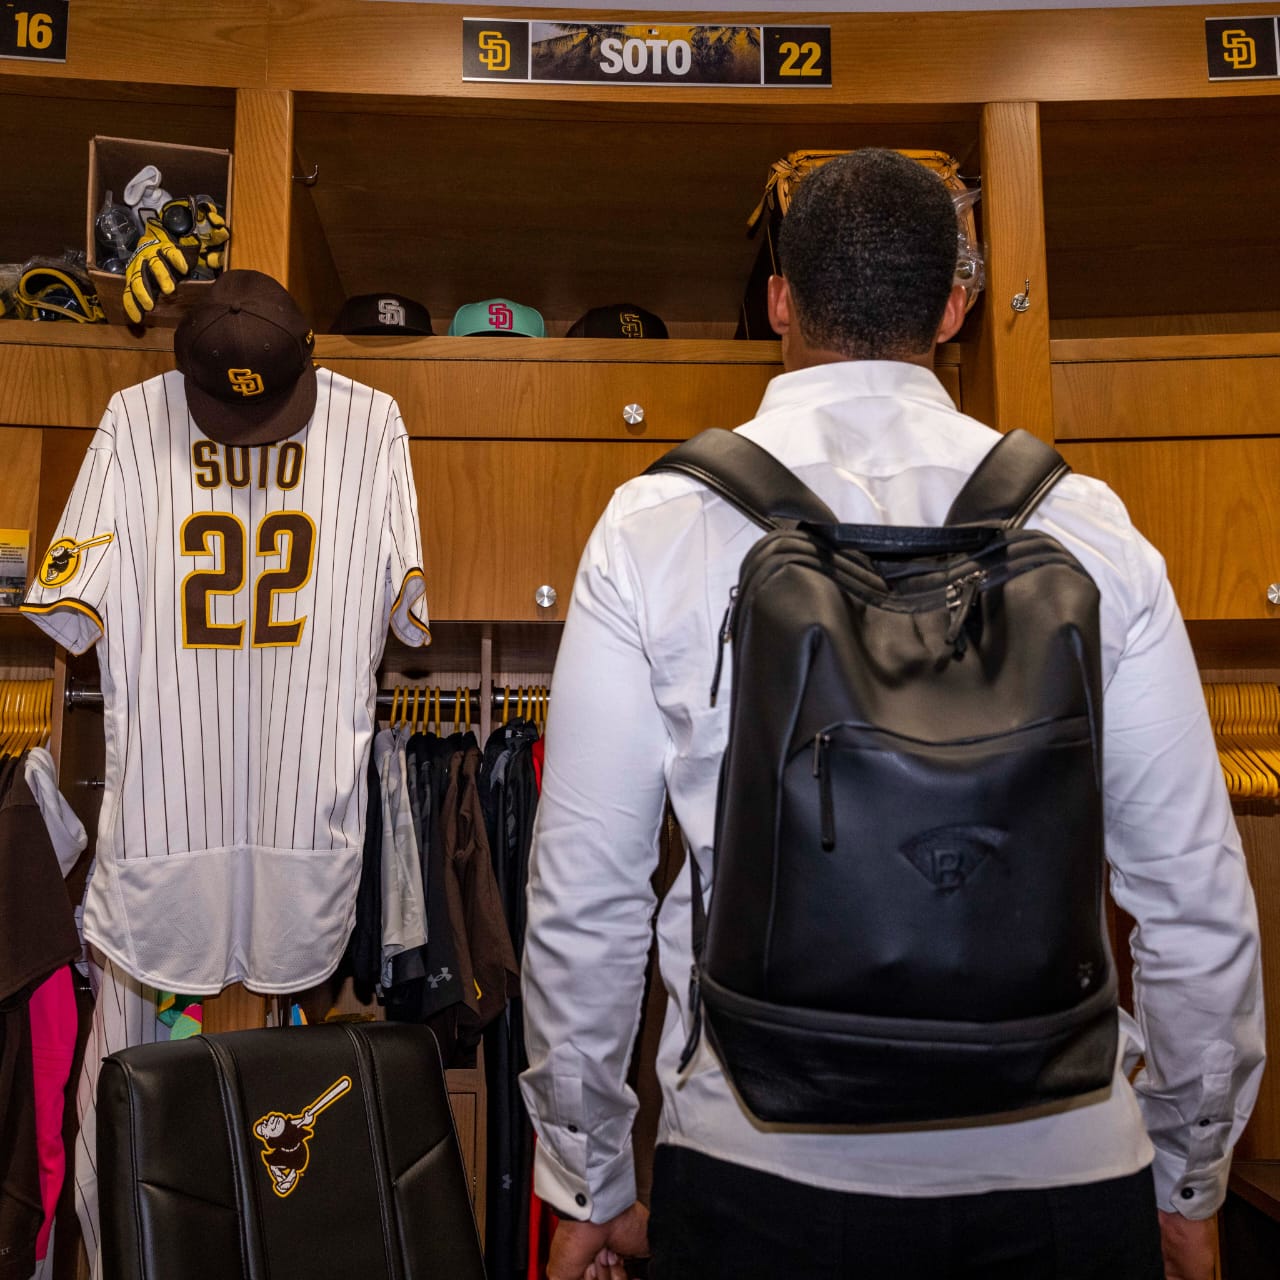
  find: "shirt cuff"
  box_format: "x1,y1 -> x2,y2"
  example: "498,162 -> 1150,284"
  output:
532,1138 -> 637,1225
1151,1145 -> 1232,1219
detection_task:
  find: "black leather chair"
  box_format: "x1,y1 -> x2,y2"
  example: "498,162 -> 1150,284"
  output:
97,1022 -> 486,1279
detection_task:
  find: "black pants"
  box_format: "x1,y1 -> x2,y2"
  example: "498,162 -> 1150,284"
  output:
648,1145 -> 1166,1279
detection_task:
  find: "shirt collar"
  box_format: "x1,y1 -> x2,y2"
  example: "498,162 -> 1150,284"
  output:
756,360 -> 956,417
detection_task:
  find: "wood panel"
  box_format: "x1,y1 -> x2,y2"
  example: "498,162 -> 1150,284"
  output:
329,353 -> 778,441
1234,810 -> 1280,1161
270,1 -> 1280,104
1054,334 -> 1280,363
412,438 -> 669,620
0,1 -> 268,89
1053,355 -> 1280,441
202,983 -> 268,1033
0,427 -> 41,546
0,339 -> 172,429
1056,438 -> 1280,621
37,428 -> 97,563
1042,102 -> 1280,322
968,101 -> 1052,439
0,80 -> 235,268
232,89 -> 294,280
291,106 -> 980,330
1052,313 -> 1280,342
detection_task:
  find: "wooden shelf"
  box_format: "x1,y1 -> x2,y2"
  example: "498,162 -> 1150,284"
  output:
1232,1162 -> 1280,1220
1052,333 -> 1280,364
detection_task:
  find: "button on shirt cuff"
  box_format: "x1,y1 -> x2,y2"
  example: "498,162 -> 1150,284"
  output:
1152,1145 -> 1232,1219
532,1136 -> 638,1224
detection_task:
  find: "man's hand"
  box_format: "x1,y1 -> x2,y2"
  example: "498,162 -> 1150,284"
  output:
547,1201 -> 649,1280
1158,1209 -> 1218,1280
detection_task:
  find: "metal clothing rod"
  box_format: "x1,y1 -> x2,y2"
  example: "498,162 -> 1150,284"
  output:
64,683 -> 549,716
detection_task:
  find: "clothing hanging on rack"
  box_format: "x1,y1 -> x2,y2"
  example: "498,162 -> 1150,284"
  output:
340,698 -> 519,1070
478,718 -> 542,1280
0,753 -> 80,1280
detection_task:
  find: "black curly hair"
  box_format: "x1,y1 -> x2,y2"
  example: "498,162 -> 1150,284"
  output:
775,148 -> 959,360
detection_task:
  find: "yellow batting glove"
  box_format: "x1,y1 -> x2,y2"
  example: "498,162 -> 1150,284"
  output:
192,200 -> 230,271
161,197 -> 230,276
123,218 -> 189,324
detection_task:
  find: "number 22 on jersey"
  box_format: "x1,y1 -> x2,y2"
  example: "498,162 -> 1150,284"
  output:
180,510 -> 317,651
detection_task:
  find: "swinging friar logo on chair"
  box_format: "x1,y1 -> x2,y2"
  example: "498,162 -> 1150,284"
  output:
251,1075 -> 352,1198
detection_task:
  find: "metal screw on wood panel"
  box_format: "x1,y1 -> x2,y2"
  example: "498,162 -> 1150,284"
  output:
1268,583 -> 1280,605
623,403 -> 645,425
1011,279 -> 1032,313
535,585 -> 558,609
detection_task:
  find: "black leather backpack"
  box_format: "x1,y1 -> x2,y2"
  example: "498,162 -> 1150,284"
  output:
646,427 -> 1118,1125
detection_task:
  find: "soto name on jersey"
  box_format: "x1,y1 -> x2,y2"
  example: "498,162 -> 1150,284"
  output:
192,439 -> 306,491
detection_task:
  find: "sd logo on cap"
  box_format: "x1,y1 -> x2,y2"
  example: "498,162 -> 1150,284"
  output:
448,298 -> 545,338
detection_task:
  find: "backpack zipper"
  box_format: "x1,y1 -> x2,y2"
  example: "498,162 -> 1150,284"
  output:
709,586 -> 739,707
944,569 -> 987,651
812,732 -> 835,851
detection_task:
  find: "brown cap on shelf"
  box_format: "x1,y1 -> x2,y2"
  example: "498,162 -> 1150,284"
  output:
174,270 -> 317,445
566,303 -> 668,339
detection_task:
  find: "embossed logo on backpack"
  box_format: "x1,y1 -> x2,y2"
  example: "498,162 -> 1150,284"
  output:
899,826 -> 1006,891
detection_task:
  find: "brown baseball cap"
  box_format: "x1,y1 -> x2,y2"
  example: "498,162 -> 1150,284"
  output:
174,270 -> 317,446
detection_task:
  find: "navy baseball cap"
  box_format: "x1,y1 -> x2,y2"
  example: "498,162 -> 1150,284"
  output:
448,298 -> 545,338
567,303 -> 668,339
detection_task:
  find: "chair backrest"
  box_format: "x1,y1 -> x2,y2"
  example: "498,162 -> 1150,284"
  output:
97,1022 -> 486,1280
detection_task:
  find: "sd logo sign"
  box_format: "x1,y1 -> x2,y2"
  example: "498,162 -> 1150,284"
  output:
463,20 -> 528,80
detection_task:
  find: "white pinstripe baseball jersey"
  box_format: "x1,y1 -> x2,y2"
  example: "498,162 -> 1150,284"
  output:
23,367 -> 430,994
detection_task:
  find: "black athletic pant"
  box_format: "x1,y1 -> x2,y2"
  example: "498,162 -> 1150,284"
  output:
648,1145 -> 1166,1279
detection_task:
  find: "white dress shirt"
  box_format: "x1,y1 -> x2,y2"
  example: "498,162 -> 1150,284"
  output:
520,360 -> 1265,1224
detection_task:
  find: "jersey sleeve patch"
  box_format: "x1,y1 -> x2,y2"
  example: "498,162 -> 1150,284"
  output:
36,532 -> 114,589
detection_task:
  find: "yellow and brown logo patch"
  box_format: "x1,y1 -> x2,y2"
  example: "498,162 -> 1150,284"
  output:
227,367 -> 265,397
251,1075 -> 351,1199
39,533 -> 112,588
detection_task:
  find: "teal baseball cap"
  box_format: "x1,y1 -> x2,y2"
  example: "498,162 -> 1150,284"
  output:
448,297 -> 545,337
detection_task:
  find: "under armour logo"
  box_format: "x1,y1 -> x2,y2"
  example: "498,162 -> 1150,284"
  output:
502,1174 -> 513,1191
488,303 -> 514,330
377,299 -> 406,327
227,368 -> 265,396
1077,961 -> 1096,989
427,967 -> 453,989
899,825 -> 1006,892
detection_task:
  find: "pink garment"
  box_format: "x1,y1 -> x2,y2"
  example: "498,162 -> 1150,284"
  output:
27,966 -> 76,1259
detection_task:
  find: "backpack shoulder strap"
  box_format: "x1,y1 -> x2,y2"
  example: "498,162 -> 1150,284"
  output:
644,428 -> 836,531
945,428 -> 1071,529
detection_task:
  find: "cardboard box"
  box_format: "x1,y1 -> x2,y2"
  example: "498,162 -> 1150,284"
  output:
87,136 -> 234,328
